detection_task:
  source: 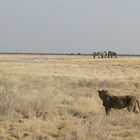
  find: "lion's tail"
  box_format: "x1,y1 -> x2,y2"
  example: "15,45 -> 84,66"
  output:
137,100 -> 140,111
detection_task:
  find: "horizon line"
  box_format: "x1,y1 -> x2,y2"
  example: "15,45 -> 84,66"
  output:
0,52 -> 139,56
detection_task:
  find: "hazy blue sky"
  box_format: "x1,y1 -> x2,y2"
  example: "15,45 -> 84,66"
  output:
0,1 -> 140,54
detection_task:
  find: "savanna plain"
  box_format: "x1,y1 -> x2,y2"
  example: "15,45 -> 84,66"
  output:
0,54 -> 140,140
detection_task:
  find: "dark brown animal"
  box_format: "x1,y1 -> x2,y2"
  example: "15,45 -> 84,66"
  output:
98,90 -> 140,115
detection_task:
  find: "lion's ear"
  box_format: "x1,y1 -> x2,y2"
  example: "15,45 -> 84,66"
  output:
97,90 -> 100,93
105,90 -> 108,93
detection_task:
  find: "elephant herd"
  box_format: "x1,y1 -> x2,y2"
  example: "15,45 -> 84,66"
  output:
93,51 -> 117,59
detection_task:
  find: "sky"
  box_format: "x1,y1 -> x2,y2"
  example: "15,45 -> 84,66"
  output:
0,1 -> 140,54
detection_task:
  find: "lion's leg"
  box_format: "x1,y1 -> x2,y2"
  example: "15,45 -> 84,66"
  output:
137,100 -> 140,112
133,105 -> 139,114
133,101 -> 139,114
127,99 -> 135,112
105,107 -> 111,115
127,101 -> 139,114
127,105 -> 132,112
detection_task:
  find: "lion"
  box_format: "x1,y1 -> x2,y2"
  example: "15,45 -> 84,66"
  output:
98,90 -> 140,115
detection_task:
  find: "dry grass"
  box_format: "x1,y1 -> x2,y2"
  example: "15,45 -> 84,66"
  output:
0,55 -> 140,140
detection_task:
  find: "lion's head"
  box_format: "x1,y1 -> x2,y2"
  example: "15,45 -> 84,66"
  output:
98,90 -> 109,100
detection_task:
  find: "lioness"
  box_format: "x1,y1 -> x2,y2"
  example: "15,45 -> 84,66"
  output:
98,90 -> 140,115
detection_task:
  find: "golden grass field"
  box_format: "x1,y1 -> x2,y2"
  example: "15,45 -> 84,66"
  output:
0,54 -> 140,140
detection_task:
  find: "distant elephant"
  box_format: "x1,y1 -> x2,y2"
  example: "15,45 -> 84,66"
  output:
93,52 -> 99,59
108,51 -> 117,58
